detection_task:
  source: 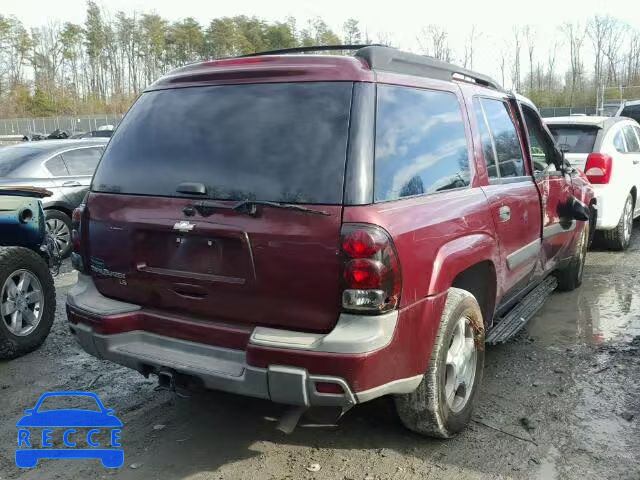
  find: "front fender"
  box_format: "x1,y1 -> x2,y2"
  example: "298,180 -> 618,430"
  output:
427,233 -> 500,296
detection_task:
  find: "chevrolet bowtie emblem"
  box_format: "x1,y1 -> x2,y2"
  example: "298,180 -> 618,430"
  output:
173,221 -> 195,232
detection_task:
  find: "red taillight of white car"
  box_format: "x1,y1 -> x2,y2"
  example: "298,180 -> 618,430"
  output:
340,224 -> 401,313
584,153 -> 613,184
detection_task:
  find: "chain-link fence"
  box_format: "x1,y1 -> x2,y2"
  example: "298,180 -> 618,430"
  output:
0,114 -> 124,136
538,107 -> 601,118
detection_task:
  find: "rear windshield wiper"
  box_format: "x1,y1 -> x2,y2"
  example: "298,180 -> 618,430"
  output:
233,200 -> 330,216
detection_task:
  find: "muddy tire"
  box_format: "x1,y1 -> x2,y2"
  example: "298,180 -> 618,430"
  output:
394,288 -> 484,438
603,194 -> 634,251
0,247 -> 55,359
556,222 -> 589,292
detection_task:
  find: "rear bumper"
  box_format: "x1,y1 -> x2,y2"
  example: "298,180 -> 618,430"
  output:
68,275 -> 446,407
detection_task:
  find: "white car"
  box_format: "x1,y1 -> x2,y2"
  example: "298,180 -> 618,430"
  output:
545,116 -> 640,250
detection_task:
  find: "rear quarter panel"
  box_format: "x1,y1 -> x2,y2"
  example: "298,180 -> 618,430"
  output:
343,187 -> 499,306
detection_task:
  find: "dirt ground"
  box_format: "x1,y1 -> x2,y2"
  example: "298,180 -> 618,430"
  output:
1,230 -> 639,480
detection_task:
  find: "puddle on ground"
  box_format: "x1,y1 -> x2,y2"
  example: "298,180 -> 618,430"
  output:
527,273 -> 640,347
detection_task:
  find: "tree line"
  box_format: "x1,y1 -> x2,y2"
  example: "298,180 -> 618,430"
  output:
1,2 -> 639,118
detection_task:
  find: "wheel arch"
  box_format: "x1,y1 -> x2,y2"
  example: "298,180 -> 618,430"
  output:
43,202 -> 73,218
427,233 -> 499,326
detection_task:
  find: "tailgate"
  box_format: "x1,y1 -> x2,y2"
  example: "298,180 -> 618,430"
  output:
86,193 -> 343,332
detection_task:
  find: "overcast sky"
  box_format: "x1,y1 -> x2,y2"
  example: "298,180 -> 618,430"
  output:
4,0 -> 639,84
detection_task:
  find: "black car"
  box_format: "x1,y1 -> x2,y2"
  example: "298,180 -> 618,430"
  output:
0,139 -> 107,257
0,187 -> 56,358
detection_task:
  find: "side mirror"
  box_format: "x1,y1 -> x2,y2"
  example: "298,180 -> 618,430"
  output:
569,196 -> 590,221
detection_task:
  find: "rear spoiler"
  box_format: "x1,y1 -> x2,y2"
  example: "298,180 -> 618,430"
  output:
0,186 -> 53,198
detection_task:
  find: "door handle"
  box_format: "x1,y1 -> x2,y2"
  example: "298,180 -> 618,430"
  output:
498,206 -> 511,222
62,181 -> 81,187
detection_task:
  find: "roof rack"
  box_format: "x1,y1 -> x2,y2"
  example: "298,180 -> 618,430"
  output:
234,45 -> 503,91
354,46 -> 503,91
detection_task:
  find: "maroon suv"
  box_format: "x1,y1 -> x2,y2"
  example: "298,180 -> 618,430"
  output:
67,46 -> 595,438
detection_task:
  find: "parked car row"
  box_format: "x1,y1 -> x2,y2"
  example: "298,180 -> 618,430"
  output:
2,45 -> 638,440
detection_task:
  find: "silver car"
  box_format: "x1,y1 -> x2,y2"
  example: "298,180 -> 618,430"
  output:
0,139 -> 107,257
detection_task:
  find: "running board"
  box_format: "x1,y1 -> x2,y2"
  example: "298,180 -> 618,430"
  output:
486,276 -> 558,345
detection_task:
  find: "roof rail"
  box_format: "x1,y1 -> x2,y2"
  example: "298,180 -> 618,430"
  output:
236,44 -> 388,57
233,44 -> 503,91
354,46 -> 503,91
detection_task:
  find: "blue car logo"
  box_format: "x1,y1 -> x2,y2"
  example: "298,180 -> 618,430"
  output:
16,391 -> 123,468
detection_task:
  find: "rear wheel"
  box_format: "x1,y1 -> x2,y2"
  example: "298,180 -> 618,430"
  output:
0,247 -> 55,359
394,288 -> 484,438
603,193 -> 634,251
45,209 -> 72,259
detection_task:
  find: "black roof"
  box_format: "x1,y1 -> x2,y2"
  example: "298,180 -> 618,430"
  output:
235,44 -> 503,91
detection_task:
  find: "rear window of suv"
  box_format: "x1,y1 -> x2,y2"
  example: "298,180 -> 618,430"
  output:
92,82 -> 353,204
547,125 -> 598,154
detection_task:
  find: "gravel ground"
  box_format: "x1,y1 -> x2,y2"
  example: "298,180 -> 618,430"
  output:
0,229 -> 639,480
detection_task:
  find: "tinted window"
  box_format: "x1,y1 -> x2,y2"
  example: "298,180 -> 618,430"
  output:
547,125 -> 598,154
374,85 -> 469,201
62,148 -> 102,175
623,126 -> 640,152
46,155 -> 68,176
481,98 -> 525,177
93,82 -> 352,203
0,147 -> 41,177
473,98 -> 497,178
620,104 -> 640,123
613,130 -> 626,153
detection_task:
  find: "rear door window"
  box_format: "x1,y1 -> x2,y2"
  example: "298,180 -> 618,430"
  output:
92,82 -> 352,204
623,125 -> 640,153
374,85 -> 470,201
480,98 -> 525,178
62,148 -> 103,176
547,126 -> 598,154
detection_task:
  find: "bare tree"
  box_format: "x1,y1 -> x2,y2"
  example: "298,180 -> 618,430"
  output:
562,22 -> 586,107
546,41 -> 558,91
511,27 -> 522,91
524,26 -> 535,92
603,19 -> 626,86
417,25 -> 452,62
462,25 -> 478,70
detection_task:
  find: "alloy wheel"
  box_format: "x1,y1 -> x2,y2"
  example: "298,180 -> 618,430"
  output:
444,315 -> 477,413
46,218 -> 70,254
1,269 -> 44,336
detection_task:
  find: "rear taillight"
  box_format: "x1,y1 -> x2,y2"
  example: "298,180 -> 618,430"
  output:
71,195 -> 89,273
340,224 -> 401,313
585,153 -> 613,184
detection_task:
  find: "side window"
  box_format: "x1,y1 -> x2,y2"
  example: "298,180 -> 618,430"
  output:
613,130 -> 627,153
61,148 -> 103,176
45,155 -> 68,176
521,106 -> 558,174
481,98 -> 525,178
374,85 -> 470,202
623,125 -> 640,153
472,98 -> 498,178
